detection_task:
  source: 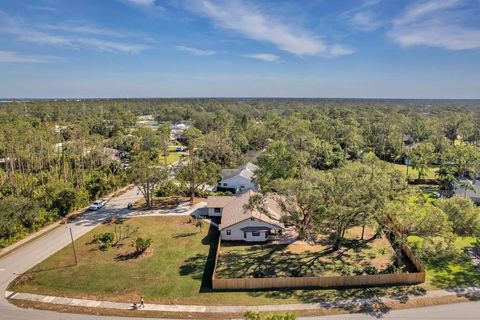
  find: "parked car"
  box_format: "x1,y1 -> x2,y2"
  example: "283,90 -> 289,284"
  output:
89,199 -> 107,211
175,146 -> 186,152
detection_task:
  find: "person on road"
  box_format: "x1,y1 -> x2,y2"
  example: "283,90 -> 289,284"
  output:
140,296 -> 144,308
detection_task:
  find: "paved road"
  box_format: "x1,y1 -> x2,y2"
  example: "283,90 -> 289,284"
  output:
1,187 -> 479,319
0,187 -> 143,320
303,301 -> 480,319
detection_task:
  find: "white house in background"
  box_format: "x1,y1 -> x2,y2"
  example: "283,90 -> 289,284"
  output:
206,190 -> 285,242
171,123 -> 190,140
217,162 -> 258,194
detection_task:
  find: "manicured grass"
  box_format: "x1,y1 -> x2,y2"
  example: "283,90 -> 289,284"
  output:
216,226 -> 398,278
159,152 -> 184,164
408,236 -> 480,290
390,163 -> 438,180
12,217 -> 215,304
12,218 -> 427,306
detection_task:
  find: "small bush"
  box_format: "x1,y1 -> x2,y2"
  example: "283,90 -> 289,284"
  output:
134,236 -> 152,253
93,232 -> 115,250
363,265 -> 378,275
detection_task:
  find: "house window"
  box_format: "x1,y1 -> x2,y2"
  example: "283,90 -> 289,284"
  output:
244,232 -> 247,239
240,184 -> 245,189
223,183 -> 227,186
252,231 -> 260,237
226,230 -> 231,235
214,208 -> 221,213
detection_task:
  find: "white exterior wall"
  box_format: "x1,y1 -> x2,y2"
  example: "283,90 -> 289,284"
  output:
221,218 -> 281,242
219,175 -> 256,193
207,208 -> 223,217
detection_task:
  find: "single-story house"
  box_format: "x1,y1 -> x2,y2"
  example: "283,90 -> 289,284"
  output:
206,190 -> 285,242
217,162 -> 258,194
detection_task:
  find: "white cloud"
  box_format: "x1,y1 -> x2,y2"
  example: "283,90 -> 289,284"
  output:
123,0 -> 164,10
341,0 -> 383,32
176,45 -> 216,56
42,23 -> 130,38
328,45 -> 355,57
0,50 -> 57,63
185,0 -> 328,56
393,0 -> 461,25
124,0 -> 156,7
389,0 -> 480,50
351,11 -> 382,32
244,53 -> 279,62
0,12 -> 149,54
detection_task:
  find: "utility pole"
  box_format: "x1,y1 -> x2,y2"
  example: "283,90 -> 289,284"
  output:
69,228 -> 78,265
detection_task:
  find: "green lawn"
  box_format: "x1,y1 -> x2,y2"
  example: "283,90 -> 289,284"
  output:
159,149 -> 188,164
408,236 -> 480,290
390,163 -> 438,180
11,217 -> 427,306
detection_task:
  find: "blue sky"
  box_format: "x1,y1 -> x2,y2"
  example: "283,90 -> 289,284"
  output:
0,0 -> 479,99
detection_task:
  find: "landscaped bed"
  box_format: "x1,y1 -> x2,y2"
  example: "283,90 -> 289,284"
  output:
216,226 -> 402,279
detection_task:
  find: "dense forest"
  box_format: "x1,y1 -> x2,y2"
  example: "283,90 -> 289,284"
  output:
1,98 -> 480,255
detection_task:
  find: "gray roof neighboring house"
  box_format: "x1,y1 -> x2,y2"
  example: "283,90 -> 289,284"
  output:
220,162 -> 258,181
206,196 -> 235,208
207,190 -> 284,230
454,179 -> 480,202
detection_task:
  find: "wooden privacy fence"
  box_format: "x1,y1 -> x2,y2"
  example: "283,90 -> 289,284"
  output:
212,232 -> 426,290
212,271 -> 425,290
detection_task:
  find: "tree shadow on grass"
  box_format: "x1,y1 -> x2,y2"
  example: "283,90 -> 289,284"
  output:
427,248 -> 480,296
115,251 -> 142,261
173,232 -> 198,239
246,285 -> 426,318
179,222 -> 219,292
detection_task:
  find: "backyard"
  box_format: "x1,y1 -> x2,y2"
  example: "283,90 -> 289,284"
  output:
216,226 -> 401,279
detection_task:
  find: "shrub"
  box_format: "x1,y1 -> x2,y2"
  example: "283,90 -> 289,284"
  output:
93,232 -> 115,250
363,265 -> 379,275
134,236 -> 152,253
